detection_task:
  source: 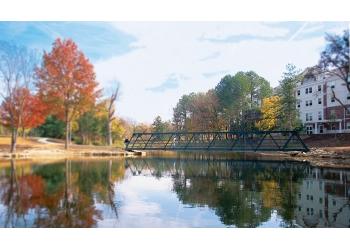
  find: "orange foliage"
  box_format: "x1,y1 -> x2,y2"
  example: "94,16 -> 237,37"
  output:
36,38 -> 100,122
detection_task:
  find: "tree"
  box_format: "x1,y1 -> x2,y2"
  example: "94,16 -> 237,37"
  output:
318,29 -> 349,111
133,123 -> 152,133
105,80 -> 120,146
0,87 -> 47,138
255,96 -> 281,130
277,64 -> 301,130
75,101 -> 127,146
236,71 -> 272,109
36,38 -> 100,149
214,75 -> 245,130
152,115 -> 172,132
77,110 -> 100,145
172,71 -> 271,132
172,93 -> 195,131
187,90 -> 224,131
36,115 -> 66,139
0,41 -> 38,152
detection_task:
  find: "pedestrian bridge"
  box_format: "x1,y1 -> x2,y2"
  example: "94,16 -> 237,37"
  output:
125,130 -> 309,152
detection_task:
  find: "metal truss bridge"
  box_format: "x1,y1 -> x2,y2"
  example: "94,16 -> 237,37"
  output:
125,130 -> 309,152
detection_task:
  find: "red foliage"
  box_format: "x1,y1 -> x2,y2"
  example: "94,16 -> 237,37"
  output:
22,93 -> 48,129
0,87 -> 48,129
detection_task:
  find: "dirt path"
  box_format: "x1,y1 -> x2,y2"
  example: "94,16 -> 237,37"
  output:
36,137 -> 60,145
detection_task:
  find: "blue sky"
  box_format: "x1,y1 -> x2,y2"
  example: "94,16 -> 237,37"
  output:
0,21 -> 348,123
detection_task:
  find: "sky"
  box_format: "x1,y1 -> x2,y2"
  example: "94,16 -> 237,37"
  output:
0,21 -> 348,123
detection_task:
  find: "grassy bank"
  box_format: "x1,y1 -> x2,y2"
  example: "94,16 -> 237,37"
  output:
0,136 -> 137,159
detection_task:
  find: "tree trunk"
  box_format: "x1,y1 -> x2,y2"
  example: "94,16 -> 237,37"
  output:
107,119 -> 112,146
22,126 -> 26,138
68,122 -> 72,145
10,127 -> 18,153
65,119 -> 69,150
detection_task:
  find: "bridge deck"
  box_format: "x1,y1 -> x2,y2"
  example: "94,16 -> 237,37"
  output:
125,131 -> 309,152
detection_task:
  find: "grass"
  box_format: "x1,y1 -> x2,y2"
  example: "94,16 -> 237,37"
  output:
0,136 -> 124,155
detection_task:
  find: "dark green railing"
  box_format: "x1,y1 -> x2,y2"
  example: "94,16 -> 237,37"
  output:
125,130 -> 309,152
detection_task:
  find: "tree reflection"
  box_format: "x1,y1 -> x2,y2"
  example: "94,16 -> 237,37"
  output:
1,157 -> 348,227
127,158 -> 307,227
0,159 -> 125,227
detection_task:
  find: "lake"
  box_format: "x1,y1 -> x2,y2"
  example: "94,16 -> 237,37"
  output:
0,155 -> 349,227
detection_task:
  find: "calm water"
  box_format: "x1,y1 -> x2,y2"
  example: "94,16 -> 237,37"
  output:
0,156 -> 349,228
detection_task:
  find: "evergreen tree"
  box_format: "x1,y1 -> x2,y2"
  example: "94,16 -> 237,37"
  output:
277,64 -> 302,130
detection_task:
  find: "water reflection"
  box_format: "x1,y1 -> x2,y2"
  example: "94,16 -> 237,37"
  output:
0,157 -> 349,227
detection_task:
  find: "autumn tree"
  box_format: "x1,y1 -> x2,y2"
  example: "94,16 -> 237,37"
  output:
255,96 -> 281,130
187,90 -> 224,131
0,41 -> 38,152
318,29 -> 349,111
36,38 -> 100,149
1,87 -> 47,138
133,122 -> 152,133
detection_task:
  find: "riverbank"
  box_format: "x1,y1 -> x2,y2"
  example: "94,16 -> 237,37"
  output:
144,147 -> 350,168
0,136 -> 138,159
1,136 -> 350,168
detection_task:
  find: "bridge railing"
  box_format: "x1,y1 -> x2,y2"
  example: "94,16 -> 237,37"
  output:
125,130 -> 309,152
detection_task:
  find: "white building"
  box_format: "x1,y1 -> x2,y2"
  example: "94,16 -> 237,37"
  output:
295,168 -> 350,228
296,67 -> 350,134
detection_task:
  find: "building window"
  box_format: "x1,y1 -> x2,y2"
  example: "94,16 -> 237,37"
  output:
298,206 -> 301,211
333,200 -> 336,206
318,98 -> 322,104
306,126 -> 313,134
318,111 -> 322,121
297,90 -> 300,96
319,197 -> 323,204
306,195 -> 309,200
310,195 -> 313,201
346,122 -> 350,130
306,100 -> 313,106
331,97 -> 335,102
309,87 -> 312,93
298,193 -> 301,199
311,208 -> 314,215
318,85 -> 322,91
347,95 -> 350,100
305,88 -> 309,94
331,85 -> 335,89
306,113 -> 313,121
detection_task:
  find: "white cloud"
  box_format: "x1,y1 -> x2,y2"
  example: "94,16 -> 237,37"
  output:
94,22 -> 341,123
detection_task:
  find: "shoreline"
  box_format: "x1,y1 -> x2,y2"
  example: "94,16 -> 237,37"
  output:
0,147 -> 349,169
0,148 -> 142,159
